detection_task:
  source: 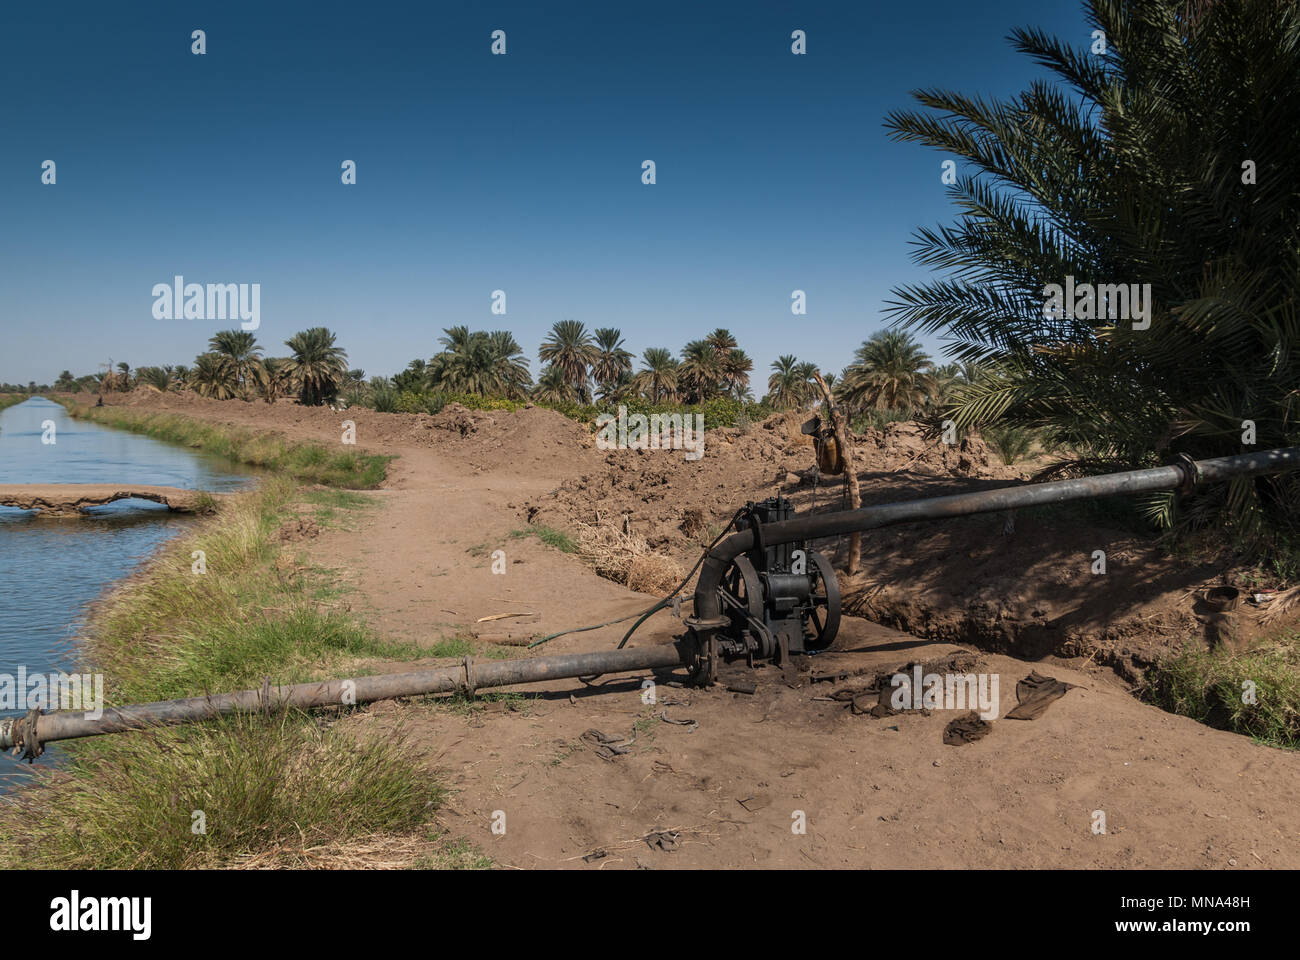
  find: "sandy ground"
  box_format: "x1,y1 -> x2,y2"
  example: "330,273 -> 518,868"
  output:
81,391 -> 1300,868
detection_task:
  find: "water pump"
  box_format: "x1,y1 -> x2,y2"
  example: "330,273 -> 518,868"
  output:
713,497 -> 841,667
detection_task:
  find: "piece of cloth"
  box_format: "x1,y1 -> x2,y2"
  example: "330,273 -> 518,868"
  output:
943,712 -> 991,745
1004,671 -> 1075,720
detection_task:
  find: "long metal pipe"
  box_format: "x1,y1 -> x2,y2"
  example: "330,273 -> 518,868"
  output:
6,447 -> 1297,758
692,446 -> 1300,625
0,641 -> 692,758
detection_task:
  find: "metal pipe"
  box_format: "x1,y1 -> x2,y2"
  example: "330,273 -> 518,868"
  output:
692,446 -> 1300,625
0,641 -> 692,758
6,447 -> 1296,757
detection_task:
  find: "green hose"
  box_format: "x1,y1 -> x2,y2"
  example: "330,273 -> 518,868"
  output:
526,508 -> 743,651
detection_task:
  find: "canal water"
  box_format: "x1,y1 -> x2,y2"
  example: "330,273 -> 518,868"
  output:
0,397 -> 256,789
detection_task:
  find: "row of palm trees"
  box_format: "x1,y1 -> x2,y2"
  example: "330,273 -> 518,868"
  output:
69,320 -> 961,420
386,320 -> 959,415
390,323 -> 759,407
79,327 -> 354,406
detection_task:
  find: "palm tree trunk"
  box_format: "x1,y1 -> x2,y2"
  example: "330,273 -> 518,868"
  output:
812,371 -> 860,575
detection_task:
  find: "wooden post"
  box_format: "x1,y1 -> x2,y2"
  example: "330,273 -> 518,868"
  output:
811,371 -> 860,575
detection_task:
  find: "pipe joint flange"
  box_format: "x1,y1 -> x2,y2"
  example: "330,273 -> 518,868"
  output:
1175,453 -> 1202,494
8,708 -> 44,762
461,656 -> 477,698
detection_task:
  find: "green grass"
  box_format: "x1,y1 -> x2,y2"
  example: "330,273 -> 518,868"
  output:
416,832 -> 494,869
425,689 -> 536,717
85,477 -> 425,704
0,714 -> 440,869
0,394 -> 28,413
1144,634 -> 1300,749
426,633 -> 519,661
56,401 -> 392,488
510,524 -> 579,554
0,477 -> 453,869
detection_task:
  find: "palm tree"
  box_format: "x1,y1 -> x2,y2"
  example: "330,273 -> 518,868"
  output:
190,352 -> 237,400
629,348 -> 679,404
836,331 -> 936,414
538,320 -> 596,399
259,357 -> 292,403
723,349 -> 754,400
134,366 -> 171,391
208,329 -> 263,399
701,328 -> 753,398
393,359 -> 430,394
487,330 -> 532,398
591,328 -> 634,399
532,364 -> 577,405
678,340 -> 725,403
766,355 -> 812,411
882,0 -> 1300,542
429,327 -> 531,398
283,327 -> 348,406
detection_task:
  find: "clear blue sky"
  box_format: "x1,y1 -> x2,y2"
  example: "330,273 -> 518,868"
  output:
0,0 -> 1084,387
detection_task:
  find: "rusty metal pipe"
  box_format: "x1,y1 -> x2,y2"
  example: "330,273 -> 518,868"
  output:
692,446 -> 1300,625
0,641 -> 692,756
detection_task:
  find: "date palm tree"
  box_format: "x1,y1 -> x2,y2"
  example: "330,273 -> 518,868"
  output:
591,328 -> 634,400
629,348 -> 679,404
208,329 -> 263,399
134,366 -> 171,392
258,357 -> 292,403
836,331 -> 937,415
283,327 -> 348,406
882,0 -> 1300,542
429,327 -> 531,398
531,364 -> 576,405
679,340 -> 725,403
766,355 -> 813,411
538,320 -> 596,400
702,328 -> 754,399
190,352 -> 237,400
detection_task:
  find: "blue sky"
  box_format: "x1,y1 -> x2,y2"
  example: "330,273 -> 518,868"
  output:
0,0 -> 1085,387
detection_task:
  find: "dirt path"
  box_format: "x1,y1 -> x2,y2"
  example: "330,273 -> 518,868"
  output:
85,393 -> 1300,868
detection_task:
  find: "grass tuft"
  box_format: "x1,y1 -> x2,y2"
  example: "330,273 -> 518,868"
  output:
509,524 -> 579,554
0,713 -> 439,869
1144,635 -> 1300,749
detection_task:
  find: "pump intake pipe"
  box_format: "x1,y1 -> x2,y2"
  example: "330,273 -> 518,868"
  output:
0,642 -> 694,761
684,447 -> 1300,683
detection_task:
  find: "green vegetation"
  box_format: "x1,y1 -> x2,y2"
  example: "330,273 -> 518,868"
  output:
1,715 -> 438,869
510,524 -> 579,554
388,388 -> 773,433
58,401 -> 391,488
0,394 -> 27,413
0,478 -> 450,869
984,424 -> 1036,466
1145,636 -> 1300,750
883,0 -> 1300,553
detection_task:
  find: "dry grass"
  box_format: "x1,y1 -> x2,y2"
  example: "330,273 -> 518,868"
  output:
577,521 -> 683,596
1261,584 -> 1300,625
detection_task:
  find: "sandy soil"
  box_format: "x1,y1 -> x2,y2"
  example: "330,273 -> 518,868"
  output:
78,390 -> 1300,868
